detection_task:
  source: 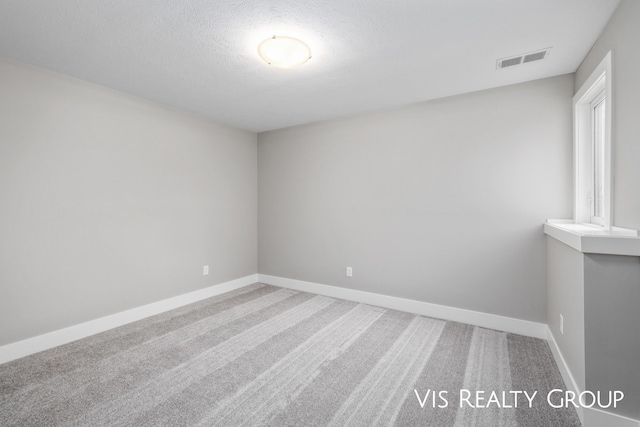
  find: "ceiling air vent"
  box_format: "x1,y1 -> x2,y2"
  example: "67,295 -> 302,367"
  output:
497,48 -> 552,69
498,56 -> 523,68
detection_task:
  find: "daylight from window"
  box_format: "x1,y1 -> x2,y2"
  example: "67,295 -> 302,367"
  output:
591,94 -> 605,224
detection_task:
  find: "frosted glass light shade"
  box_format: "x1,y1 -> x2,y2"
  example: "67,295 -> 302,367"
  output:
258,36 -> 311,68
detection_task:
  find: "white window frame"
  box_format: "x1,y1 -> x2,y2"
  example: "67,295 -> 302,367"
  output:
573,51 -> 613,230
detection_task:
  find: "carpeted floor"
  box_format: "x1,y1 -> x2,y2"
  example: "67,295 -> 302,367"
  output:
0,283 -> 580,426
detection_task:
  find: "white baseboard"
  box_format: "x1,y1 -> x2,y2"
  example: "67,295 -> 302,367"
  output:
546,326 -> 585,424
0,274 -> 258,365
257,274 -> 547,339
546,327 -> 639,427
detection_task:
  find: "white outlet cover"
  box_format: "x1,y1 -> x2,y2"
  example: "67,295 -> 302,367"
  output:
203,266 -> 209,276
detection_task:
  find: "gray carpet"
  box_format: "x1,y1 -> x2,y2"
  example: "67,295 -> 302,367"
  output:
0,283 -> 581,426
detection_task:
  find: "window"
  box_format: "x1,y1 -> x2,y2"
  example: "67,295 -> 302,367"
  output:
573,52 -> 612,229
591,92 -> 605,225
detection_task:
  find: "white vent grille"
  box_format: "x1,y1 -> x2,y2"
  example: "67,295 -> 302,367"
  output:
523,51 -> 547,63
499,56 -> 522,68
497,48 -> 552,69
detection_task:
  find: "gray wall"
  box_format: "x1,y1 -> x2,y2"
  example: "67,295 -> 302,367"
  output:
259,75 -> 574,323
546,237 -> 585,391
584,254 -> 640,420
573,2 -> 640,419
0,57 -> 258,346
575,0 -> 640,230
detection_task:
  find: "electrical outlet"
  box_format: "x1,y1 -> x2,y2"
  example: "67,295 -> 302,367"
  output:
346,266 -> 353,277
203,265 -> 209,276
560,314 -> 564,335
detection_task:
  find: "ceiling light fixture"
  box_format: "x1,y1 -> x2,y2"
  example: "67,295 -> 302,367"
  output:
258,36 -> 312,68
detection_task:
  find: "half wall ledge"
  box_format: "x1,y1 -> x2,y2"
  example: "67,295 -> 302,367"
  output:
544,219 -> 640,256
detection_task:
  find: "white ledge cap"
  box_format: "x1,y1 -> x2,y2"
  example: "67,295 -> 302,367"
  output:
544,220 -> 640,256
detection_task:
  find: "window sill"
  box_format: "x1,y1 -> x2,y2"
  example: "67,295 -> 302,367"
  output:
544,219 -> 640,256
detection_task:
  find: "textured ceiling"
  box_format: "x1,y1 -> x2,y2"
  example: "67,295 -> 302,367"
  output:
0,0 -> 620,132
